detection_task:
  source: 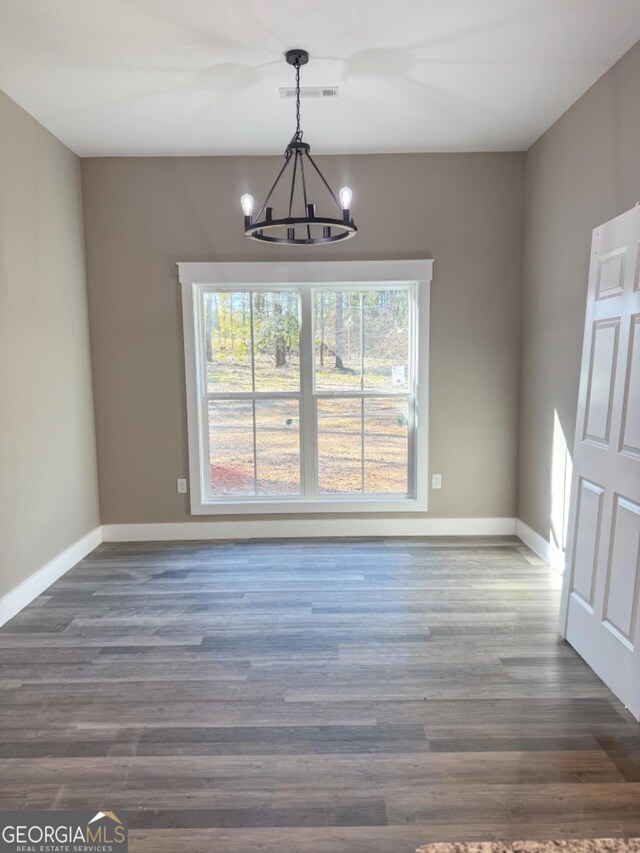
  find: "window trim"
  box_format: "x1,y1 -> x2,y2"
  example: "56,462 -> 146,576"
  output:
178,260 -> 433,515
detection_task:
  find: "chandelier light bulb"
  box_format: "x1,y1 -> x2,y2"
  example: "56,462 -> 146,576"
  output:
339,186 -> 353,210
240,194 -> 254,217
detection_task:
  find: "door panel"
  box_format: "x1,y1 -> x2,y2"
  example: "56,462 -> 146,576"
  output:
620,315 -> 640,458
583,319 -> 619,445
596,247 -> 626,300
560,205 -> 640,721
570,479 -> 603,609
603,495 -> 640,645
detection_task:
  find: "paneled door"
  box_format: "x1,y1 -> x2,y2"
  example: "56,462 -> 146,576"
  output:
560,204 -> 640,721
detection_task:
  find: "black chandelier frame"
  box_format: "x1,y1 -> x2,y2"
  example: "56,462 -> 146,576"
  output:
243,49 -> 357,246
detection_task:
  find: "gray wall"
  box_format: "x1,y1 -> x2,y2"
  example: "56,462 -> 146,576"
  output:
0,91 -> 100,598
81,152 -> 525,525
518,40 -> 640,539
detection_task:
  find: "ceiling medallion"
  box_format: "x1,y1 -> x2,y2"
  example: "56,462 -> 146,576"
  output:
240,49 -> 357,246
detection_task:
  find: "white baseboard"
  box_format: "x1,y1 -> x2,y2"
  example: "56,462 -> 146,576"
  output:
0,526 -> 103,628
102,517 -> 517,542
548,541 -> 567,575
516,519 -> 550,564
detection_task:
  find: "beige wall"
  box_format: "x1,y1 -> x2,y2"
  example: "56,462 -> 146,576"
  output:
518,40 -> 640,539
0,91 -> 99,598
81,152 -> 524,524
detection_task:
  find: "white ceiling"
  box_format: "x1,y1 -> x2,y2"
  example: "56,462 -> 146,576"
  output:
0,0 -> 639,156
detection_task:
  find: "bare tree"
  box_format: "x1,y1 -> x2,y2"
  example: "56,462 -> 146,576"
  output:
319,293 -> 325,367
273,295 -> 287,368
204,296 -> 214,361
334,292 -> 344,370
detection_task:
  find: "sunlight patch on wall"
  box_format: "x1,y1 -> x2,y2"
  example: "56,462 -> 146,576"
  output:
550,409 -> 573,575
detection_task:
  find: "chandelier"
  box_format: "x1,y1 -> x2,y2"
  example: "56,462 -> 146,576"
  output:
240,49 -> 357,246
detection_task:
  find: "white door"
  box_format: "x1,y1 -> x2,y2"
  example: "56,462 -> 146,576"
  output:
560,204 -> 640,721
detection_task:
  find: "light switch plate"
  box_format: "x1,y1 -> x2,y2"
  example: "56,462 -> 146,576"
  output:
177,478 -> 188,494
432,474 -> 442,489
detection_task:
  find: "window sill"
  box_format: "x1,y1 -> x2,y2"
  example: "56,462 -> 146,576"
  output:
190,495 -> 428,515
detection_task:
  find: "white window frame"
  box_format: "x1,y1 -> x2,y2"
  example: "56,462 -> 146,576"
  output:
178,260 -> 432,515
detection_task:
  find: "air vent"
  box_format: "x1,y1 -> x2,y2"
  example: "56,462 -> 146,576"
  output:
279,86 -> 339,99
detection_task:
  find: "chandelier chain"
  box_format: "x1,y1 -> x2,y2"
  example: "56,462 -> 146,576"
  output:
295,60 -> 301,136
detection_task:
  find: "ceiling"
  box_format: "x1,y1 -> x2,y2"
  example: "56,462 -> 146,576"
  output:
1,0 -> 639,157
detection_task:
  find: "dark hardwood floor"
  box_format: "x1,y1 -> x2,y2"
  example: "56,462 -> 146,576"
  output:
1,536 -> 639,852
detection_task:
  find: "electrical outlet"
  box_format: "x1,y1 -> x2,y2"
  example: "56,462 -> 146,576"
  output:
432,474 -> 442,489
177,478 -> 188,494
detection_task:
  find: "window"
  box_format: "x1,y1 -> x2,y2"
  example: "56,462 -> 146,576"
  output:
179,261 -> 432,514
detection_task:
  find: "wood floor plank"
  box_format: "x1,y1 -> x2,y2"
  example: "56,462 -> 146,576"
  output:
124,824 -> 640,853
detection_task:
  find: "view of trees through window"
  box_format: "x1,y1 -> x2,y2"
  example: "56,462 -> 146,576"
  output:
201,286 -> 412,499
